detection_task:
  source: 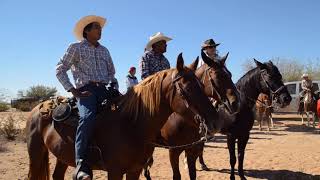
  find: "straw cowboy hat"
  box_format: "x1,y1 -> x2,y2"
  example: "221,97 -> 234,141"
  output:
301,73 -> 309,78
145,32 -> 172,51
201,39 -> 220,49
73,15 -> 107,41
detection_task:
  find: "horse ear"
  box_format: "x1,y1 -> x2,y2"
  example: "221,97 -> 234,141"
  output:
269,60 -> 274,65
220,52 -> 229,66
176,53 -> 184,72
254,58 -> 266,69
201,50 -> 213,66
188,56 -> 199,72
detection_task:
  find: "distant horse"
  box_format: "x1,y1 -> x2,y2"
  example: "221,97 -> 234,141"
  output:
26,54 -> 224,180
300,90 -> 316,127
197,59 -> 292,180
255,93 -> 273,131
143,51 -> 240,180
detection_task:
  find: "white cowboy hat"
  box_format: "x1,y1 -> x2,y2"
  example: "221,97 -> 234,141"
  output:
73,15 -> 107,41
301,73 -> 309,78
145,32 -> 172,51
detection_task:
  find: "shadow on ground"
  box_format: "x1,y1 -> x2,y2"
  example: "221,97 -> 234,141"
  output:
215,168 -> 320,180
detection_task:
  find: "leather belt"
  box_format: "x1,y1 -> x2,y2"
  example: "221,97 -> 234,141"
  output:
88,81 -> 107,87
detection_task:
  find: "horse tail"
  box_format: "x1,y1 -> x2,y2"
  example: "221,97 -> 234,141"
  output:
26,107 -> 50,180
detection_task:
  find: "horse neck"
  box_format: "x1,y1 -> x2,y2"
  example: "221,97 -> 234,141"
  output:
136,101 -> 172,141
236,68 -> 263,109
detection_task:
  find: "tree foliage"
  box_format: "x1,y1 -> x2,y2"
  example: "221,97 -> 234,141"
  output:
242,58 -> 320,82
25,85 -> 57,100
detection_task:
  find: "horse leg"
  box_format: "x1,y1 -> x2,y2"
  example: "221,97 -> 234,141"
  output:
270,114 -> 274,128
169,149 -> 183,180
108,171 -> 123,180
301,113 -> 304,125
312,112 -> 316,128
52,159 -> 68,180
143,156 -> 153,180
306,111 -> 310,126
237,134 -> 249,180
198,143 -> 209,171
126,170 -> 142,180
266,115 -> 270,131
258,113 -> 262,131
185,149 -> 198,180
227,134 -> 236,180
27,126 -> 50,180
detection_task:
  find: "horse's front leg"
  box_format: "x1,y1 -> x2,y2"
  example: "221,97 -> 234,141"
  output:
227,134 -> 236,180
169,149 -> 183,180
198,142 -> 209,171
108,170 -> 123,180
237,133 -> 249,180
270,114 -> 274,128
126,169 -> 143,180
53,159 -> 68,180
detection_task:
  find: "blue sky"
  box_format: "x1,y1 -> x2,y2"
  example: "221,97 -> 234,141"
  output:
1,0 -> 320,98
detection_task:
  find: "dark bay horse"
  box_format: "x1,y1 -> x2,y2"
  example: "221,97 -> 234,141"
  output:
255,93 -> 273,131
198,59 -> 292,180
26,54 -> 223,180
143,51 -> 240,180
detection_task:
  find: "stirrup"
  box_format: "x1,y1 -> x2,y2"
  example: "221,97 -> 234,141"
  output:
73,160 -> 93,180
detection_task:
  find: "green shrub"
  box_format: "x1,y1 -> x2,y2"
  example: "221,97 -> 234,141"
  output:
0,115 -> 19,140
0,102 -> 9,112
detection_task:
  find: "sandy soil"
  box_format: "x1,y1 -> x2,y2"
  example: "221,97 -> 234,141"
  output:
0,112 -> 319,180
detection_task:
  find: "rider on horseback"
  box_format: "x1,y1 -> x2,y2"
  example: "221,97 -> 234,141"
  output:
298,74 -> 314,113
56,15 -> 118,180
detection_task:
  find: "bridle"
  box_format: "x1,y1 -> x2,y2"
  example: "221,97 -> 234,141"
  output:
149,71 -> 209,149
201,66 -> 237,114
260,69 -> 285,105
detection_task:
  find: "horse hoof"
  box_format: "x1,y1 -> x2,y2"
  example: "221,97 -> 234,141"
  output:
200,164 -> 209,171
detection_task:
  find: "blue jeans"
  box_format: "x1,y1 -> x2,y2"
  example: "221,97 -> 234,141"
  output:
75,83 -> 108,164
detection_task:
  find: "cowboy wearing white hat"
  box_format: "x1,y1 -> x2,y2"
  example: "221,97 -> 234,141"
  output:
298,73 -> 314,113
56,15 -> 118,180
140,32 -> 172,79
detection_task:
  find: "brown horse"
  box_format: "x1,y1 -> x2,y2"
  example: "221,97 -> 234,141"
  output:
300,90 -> 317,127
143,50 -> 240,180
26,54 -> 223,180
255,93 -> 273,131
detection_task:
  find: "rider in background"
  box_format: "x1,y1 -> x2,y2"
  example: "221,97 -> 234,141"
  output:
140,32 -> 172,80
125,67 -> 139,90
298,73 -> 314,113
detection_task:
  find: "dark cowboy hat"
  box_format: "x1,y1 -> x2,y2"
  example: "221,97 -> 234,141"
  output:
201,39 -> 220,49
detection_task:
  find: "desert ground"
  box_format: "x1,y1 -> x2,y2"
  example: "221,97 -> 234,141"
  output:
0,112 -> 319,180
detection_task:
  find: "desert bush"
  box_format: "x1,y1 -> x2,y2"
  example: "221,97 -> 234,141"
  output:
14,101 -> 38,112
0,102 -> 9,112
0,115 -> 20,140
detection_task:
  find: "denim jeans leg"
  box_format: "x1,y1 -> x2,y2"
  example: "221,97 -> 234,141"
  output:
75,87 -> 97,164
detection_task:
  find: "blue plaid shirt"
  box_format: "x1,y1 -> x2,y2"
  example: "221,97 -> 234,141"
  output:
56,40 -> 116,91
139,50 -> 170,80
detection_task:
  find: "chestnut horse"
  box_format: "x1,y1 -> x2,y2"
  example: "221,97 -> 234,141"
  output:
26,54 -> 223,180
255,93 -> 273,131
143,51 -> 240,180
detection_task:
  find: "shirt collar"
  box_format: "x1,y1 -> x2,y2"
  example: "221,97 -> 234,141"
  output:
82,39 -> 101,48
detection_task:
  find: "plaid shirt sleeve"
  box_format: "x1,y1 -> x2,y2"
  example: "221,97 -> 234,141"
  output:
56,43 -> 78,91
105,48 -> 116,81
140,54 -> 150,80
